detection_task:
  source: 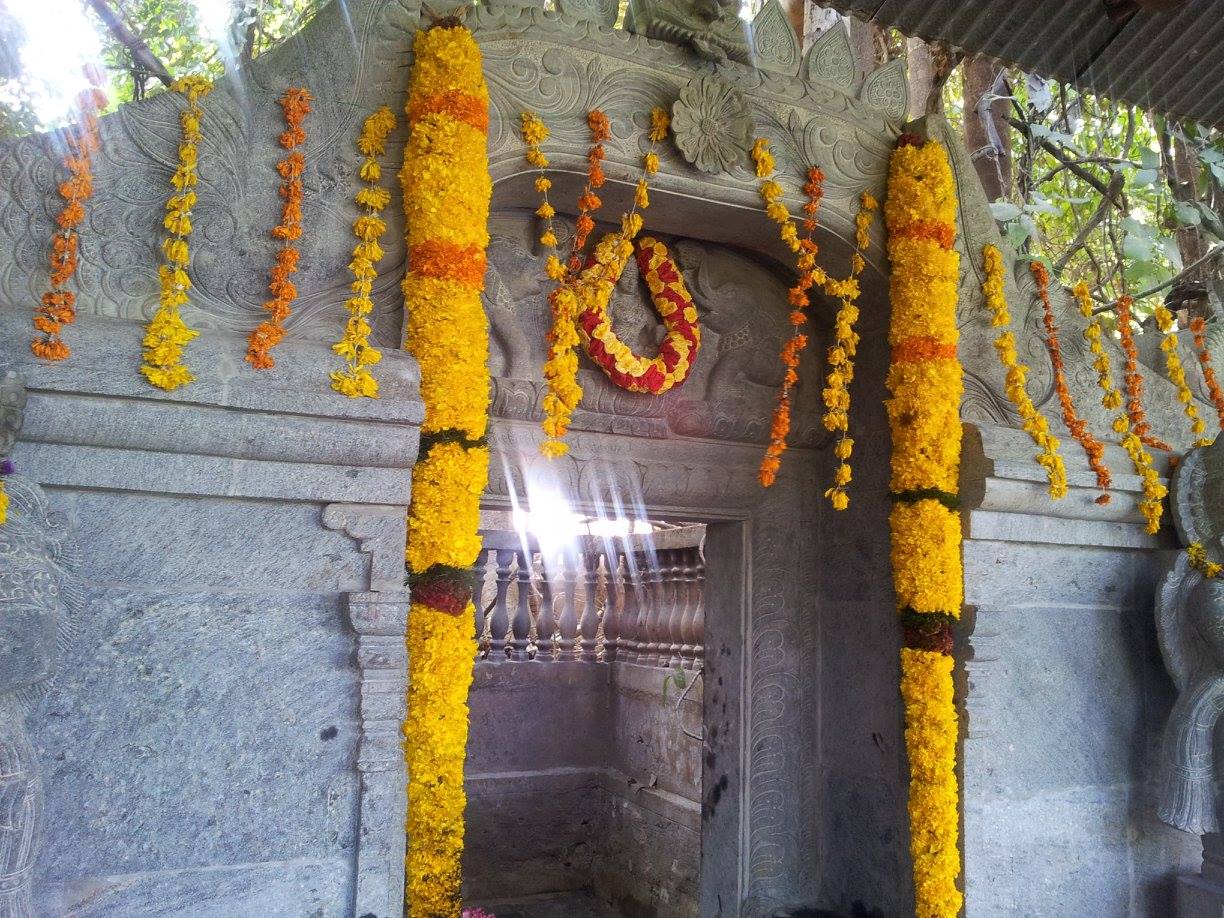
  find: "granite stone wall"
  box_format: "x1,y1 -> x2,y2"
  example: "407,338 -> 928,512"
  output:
3,313 -> 422,917
961,423 -> 1201,917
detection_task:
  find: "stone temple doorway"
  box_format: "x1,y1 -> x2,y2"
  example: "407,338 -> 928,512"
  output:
465,510 -> 708,915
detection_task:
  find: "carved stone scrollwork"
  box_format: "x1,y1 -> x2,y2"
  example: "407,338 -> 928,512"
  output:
624,0 -> 799,77
859,57 -> 908,126
803,23 -> 856,94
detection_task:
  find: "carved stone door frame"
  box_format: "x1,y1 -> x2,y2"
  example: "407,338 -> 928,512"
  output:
486,418 -> 821,916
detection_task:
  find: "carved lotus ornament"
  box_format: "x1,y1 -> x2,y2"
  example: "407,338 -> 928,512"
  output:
670,76 -> 754,175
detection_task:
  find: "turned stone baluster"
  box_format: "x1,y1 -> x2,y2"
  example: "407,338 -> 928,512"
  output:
667,547 -> 692,667
617,551 -> 640,663
642,552 -> 664,666
579,550 -> 601,662
556,553 -> 580,661
661,549 -> 682,666
535,552 -> 557,661
602,551 -> 621,662
688,548 -> 706,669
676,546 -> 699,667
508,549 -> 533,661
488,548 -> 514,660
475,549 -> 493,658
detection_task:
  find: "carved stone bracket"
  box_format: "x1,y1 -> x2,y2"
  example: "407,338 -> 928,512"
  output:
323,503 -> 410,918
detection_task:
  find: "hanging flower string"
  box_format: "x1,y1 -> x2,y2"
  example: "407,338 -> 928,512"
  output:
400,21 -> 491,915
1153,305 -> 1210,446
247,87 -> 312,369
526,107 -> 671,456
981,247 -> 1067,499
1030,261 -> 1112,499
1190,316 -> 1224,432
1114,293 -> 1174,454
33,81 -> 106,362
1116,295 -> 1169,533
822,192 -> 878,510
884,134 -> 963,918
1189,541 -> 1223,578
0,459 -> 11,526
752,137 -> 824,487
140,75 -> 212,392
330,106 -> 395,398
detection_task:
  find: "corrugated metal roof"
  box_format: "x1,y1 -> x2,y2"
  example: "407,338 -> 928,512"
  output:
822,0 -> 1224,126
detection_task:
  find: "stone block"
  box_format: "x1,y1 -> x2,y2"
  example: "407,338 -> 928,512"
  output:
37,857 -> 352,917
817,767 -> 911,918
32,589 -> 359,883
608,662 -> 702,801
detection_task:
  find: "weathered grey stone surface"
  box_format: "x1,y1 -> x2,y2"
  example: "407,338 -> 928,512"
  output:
0,374 -> 81,918
961,422 -> 1199,918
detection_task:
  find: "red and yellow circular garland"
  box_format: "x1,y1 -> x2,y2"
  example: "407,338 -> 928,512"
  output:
576,236 -> 700,395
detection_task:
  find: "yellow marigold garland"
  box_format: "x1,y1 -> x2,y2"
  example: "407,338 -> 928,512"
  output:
1153,305 -> 1210,446
822,193 -> 878,509
33,80 -> 106,362
140,75 -> 212,392
330,106 -> 395,398
980,246 -> 1067,499
1189,541 -> 1223,578
884,134 -> 963,918
526,107 -> 670,456
400,22 -> 491,917
247,87 -> 313,369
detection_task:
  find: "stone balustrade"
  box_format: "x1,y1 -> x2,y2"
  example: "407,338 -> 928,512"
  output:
476,528 -> 705,669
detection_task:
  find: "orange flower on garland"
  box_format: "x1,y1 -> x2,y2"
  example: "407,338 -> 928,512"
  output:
752,138 -> 830,486
1115,295 -> 1170,532
1030,261 -> 1112,499
1190,316 -> 1224,432
1114,294 -> 1173,453
33,81 -> 107,361
247,87 -> 312,369
569,109 -> 610,271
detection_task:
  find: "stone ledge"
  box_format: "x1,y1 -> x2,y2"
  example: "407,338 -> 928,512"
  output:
16,440 -> 411,505
0,308 -> 424,425
962,422 -> 1176,549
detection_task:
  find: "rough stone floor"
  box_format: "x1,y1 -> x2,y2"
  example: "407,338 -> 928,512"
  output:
469,889 -> 623,918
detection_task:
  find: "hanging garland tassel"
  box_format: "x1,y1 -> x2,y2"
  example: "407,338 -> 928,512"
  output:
248,87 -> 312,369
883,134 -> 963,918
400,20 -> 491,917
1153,305 -> 1209,446
1116,295 -> 1169,533
33,80 -> 106,362
980,246 -> 1067,499
1190,316 -> 1224,432
330,106 -> 394,398
0,458 -> 11,526
524,107 -> 671,455
1030,261 -> 1111,499
140,75 -> 212,392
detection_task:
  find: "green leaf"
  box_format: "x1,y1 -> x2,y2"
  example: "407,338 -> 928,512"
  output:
1132,169 -> 1159,187
1140,149 -> 1161,170
1174,201 -> 1202,226
1123,233 -> 1154,262
990,202 -> 1023,221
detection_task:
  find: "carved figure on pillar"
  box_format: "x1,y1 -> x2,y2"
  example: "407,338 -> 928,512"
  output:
0,372 -> 81,918
1155,435 -> 1224,859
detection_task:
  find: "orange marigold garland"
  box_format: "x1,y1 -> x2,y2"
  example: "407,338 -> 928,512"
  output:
1116,295 -> 1170,532
1030,261 -> 1112,499
33,80 -> 106,362
1153,305 -> 1209,446
753,137 -> 823,487
247,87 -> 312,369
822,192 -> 878,509
1190,316 -> 1224,432
1114,294 -> 1174,454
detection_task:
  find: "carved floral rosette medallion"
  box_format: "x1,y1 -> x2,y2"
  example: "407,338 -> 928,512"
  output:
671,75 -> 754,174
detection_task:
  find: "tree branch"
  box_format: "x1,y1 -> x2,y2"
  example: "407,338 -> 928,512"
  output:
1091,244 -> 1224,313
1054,172 -> 1125,274
83,0 -> 174,88
1006,116 -> 1124,205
